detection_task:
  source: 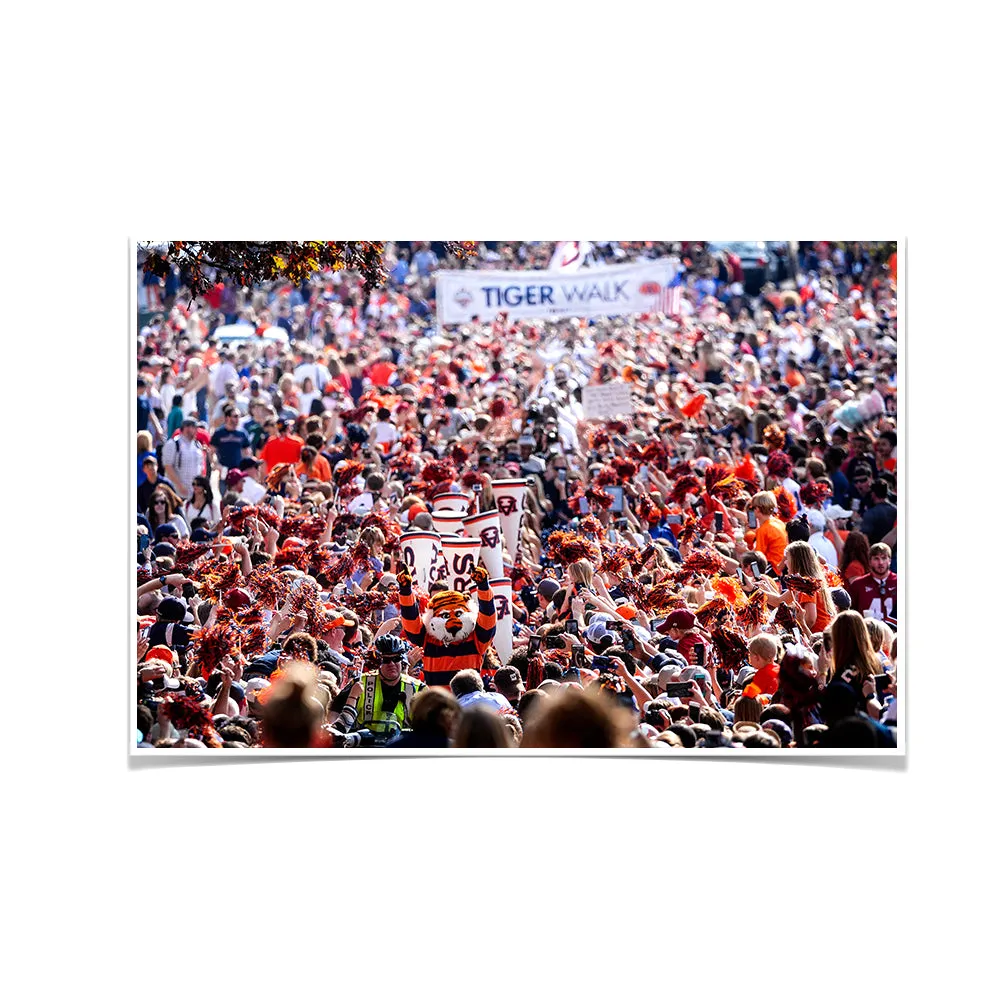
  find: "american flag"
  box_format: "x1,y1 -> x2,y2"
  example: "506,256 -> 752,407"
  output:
657,283 -> 682,317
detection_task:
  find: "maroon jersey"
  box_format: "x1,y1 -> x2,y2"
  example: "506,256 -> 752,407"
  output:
847,572 -> 898,628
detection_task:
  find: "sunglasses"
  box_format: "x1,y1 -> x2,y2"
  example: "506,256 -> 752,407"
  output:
153,500 -> 167,506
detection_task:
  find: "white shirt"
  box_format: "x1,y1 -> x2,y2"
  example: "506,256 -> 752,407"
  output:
163,436 -> 206,497
457,691 -> 512,713
294,362 -> 330,391
213,361 -> 239,398
347,491 -> 374,515
240,477 -> 267,504
372,421 -> 400,447
182,498 -> 221,528
808,530 -> 838,568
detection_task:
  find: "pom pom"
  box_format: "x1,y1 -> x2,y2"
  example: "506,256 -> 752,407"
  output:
772,602 -> 798,632
187,623 -> 236,679
226,504 -> 281,535
713,626 -> 749,672
736,589 -> 770,633
266,463 -> 295,491
696,596 -> 735,632
636,493 -> 662,524
636,440 -> 669,467
772,486 -> 798,523
278,513 -> 327,542
418,459 -> 457,485
639,583 -> 686,614
733,454 -> 759,486
588,428 -> 610,451
667,475 -> 701,506
545,530 -> 601,567
593,466 -> 620,488
763,424 -> 786,452
675,511 -> 700,545
785,573 -> 822,596
677,549 -> 725,582
585,485 -> 614,510
766,450 -> 793,481
161,691 -> 220,745
800,481 -> 833,507
334,460 -> 366,487
170,540 -> 213,571
710,575 -> 747,607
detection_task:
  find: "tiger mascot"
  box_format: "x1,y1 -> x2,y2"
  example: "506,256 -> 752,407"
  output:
397,562 -> 497,688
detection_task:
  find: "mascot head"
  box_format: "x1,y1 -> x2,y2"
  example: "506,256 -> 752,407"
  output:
424,590 -> 477,645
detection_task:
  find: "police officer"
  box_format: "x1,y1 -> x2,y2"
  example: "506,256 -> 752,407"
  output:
331,635 -> 424,745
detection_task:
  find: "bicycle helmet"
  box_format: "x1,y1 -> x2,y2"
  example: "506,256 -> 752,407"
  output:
375,634 -> 408,659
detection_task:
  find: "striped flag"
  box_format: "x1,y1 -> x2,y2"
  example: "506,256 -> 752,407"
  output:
664,283 -> 682,316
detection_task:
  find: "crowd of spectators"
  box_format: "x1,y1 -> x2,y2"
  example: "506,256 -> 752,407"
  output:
136,240 -> 898,750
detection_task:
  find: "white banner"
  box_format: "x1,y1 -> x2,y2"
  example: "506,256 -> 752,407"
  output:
582,382 -> 635,420
434,259 -> 678,325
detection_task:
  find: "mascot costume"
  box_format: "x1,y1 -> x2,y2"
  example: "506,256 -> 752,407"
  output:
397,562 -> 497,687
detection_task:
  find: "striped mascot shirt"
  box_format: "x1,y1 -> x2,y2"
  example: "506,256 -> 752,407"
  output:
399,587 -> 497,685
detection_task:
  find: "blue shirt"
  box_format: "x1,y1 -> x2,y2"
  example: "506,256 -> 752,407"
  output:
210,428 -> 250,469
830,468 -> 851,508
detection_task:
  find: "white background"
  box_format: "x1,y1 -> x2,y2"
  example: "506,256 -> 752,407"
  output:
3,3 -> 994,999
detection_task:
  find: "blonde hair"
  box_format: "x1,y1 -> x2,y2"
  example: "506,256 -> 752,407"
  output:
137,430 -> 153,454
751,491 -> 776,516
748,634 -> 780,663
865,618 -> 893,656
568,559 -> 594,590
784,540 -> 835,617
358,527 -> 385,552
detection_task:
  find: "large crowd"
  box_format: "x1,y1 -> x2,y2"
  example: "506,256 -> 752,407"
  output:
136,240 -> 899,750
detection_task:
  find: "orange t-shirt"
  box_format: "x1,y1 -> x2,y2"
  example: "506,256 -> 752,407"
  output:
367,361 -> 396,387
792,587 -> 833,633
259,434 -> 304,472
754,516 -> 788,572
842,559 -> 867,584
785,369 -> 805,389
297,455 -> 332,483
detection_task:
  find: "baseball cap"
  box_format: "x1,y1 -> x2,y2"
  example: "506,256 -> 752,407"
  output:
536,579 -> 560,600
238,457 -> 263,471
657,665 -> 682,689
158,597 -> 187,622
152,542 -> 176,559
735,665 -> 758,688
586,622 -> 611,644
830,587 -> 852,611
181,417 -> 198,427
825,504 -> 852,520
805,509 -> 826,533
226,470 -> 248,488
662,609 -> 696,632
493,666 -> 525,693
223,587 -> 253,610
